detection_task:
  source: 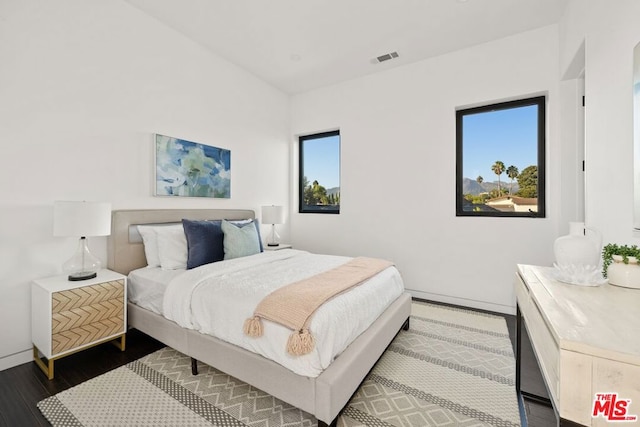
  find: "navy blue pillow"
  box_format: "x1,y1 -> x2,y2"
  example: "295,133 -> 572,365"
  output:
182,219 -> 224,269
182,218 -> 264,269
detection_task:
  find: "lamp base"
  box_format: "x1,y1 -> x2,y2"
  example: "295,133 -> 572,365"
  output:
68,271 -> 98,281
267,224 -> 281,248
63,237 -> 101,282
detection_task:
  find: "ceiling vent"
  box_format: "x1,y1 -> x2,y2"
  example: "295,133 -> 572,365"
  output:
373,51 -> 399,64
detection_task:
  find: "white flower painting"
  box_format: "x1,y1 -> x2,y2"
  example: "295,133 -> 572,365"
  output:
155,134 -> 231,198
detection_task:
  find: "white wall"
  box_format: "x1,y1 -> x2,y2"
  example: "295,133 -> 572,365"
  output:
0,0 -> 290,370
559,1 -> 640,245
7,0 -> 629,373
291,26 -> 563,314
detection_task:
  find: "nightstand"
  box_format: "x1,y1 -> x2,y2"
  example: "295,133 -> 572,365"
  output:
31,269 -> 127,379
264,244 -> 292,251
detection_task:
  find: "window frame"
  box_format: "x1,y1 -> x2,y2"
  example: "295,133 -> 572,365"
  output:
298,130 -> 341,214
455,96 -> 546,218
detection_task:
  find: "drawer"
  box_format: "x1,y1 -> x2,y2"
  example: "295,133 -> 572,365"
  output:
51,279 -> 124,313
524,295 -> 561,405
52,298 -> 124,334
51,314 -> 124,354
516,270 -> 561,405
50,279 -> 125,355
514,273 -> 532,312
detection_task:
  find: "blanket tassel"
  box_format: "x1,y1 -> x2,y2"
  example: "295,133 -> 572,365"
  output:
244,316 -> 264,337
287,328 -> 315,356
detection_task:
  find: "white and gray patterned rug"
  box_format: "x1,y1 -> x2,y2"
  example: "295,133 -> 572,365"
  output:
38,301 -> 521,426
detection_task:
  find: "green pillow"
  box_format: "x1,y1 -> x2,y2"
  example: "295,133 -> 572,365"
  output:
221,219 -> 261,259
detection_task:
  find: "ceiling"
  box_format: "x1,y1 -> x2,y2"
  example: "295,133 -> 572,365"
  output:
125,0 -> 568,95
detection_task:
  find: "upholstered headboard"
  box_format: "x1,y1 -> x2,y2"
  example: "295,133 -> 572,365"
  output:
107,209 -> 255,275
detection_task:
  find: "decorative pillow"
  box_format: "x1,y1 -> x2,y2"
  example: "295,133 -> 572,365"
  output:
155,224 -> 188,270
182,219 -> 225,269
230,218 -> 263,252
221,219 -> 261,260
137,225 -> 161,267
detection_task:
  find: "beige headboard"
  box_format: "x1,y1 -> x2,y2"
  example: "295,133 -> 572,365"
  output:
107,209 -> 255,275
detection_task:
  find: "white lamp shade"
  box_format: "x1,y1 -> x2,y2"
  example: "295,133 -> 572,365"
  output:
261,205 -> 285,225
54,201 -> 112,237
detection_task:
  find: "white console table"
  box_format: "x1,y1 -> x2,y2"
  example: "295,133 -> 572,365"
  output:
515,264 -> 640,426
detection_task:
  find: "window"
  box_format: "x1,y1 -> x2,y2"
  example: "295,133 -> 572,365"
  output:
299,130 -> 340,214
456,96 -> 546,217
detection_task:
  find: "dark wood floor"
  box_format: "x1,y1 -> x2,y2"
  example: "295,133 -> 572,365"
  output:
0,329 -> 165,427
0,308 -> 555,426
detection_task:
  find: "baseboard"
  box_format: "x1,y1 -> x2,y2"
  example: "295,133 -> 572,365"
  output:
0,348 -> 32,372
407,290 -> 516,316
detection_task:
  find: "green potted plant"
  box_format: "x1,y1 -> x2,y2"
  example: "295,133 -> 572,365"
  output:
602,243 -> 640,289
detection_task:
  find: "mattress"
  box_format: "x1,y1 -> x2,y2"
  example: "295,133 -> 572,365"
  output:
129,249 -> 405,377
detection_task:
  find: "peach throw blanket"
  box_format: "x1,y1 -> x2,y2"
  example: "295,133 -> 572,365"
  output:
243,257 -> 394,356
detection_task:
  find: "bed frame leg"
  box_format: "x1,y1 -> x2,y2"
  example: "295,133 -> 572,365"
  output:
318,418 -> 337,427
402,317 -> 410,331
191,357 -> 198,375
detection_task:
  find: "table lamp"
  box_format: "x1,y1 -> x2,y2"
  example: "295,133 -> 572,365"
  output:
54,201 -> 112,281
261,205 -> 285,247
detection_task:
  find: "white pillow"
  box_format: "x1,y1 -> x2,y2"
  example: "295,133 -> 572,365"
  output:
156,224 -> 188,270
137,225 -> 161,267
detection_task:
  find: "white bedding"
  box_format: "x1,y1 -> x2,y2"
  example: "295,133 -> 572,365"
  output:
128,267 -> 183,314
135,249 -> 404,377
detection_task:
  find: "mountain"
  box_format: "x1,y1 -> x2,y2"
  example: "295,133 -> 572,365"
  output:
462,178 -> 519,195
326,187 -> 340,196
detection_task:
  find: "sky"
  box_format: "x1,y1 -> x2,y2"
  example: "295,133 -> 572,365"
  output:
303,134 -> 340,189
462,104 -> 538,183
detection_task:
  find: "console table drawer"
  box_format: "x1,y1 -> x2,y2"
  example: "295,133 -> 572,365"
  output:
515,273 -> 560,404
525,296 -> 560,403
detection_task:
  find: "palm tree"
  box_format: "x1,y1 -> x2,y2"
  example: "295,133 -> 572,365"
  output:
476,175 -> 483,184
491,161 -> 506,196
507,165 -> 519,195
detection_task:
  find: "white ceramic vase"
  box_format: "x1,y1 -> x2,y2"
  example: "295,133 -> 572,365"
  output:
607,255 -> 640,289
553,222 -> 601,268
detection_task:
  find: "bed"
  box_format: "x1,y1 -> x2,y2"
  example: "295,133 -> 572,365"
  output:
107,208 -> 412,426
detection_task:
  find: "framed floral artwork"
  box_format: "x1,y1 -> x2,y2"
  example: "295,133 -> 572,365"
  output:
155,134 -> 231,198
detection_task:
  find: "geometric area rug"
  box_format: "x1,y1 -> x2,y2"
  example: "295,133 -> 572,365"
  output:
38,301 -> 521,426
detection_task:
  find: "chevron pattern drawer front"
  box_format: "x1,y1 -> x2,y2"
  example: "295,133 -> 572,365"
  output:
50,280 -> 125,355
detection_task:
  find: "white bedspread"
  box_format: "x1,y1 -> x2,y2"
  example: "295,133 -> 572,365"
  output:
163,249 -> 404,377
